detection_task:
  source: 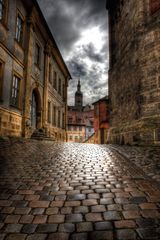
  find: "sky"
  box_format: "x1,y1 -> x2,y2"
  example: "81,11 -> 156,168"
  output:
37,0 -> 109,105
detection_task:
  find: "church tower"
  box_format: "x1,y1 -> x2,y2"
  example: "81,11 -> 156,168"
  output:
75,79 -> 83,110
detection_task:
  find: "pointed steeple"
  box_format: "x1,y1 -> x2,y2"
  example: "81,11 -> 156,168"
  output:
77,78 -> 81,92
75,78 -> 83,109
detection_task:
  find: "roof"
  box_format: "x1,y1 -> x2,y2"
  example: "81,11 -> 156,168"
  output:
92,96 -> 109,105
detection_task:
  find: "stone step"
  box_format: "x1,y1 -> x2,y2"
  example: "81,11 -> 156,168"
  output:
31,129 -> 55,141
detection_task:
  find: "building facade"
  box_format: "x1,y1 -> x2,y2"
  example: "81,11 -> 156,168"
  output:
67,80 -> 94,142
0,0 -> 71,141
107,0 -> 160,145
93,96 -> 109,144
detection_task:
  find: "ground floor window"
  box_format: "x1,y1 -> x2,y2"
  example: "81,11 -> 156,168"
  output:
48,101 -> 51,123
10,75 -> 21,108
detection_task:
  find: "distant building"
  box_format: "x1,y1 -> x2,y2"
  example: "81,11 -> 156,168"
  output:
0,0 -> 71,140
67,110 -> 86,143
67,80 -> 94,142
75,80 -> 83,111
106,0 -> 160,145
93,96 -> 109,144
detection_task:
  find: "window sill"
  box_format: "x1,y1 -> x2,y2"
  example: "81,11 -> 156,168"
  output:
10,104 -> 22,112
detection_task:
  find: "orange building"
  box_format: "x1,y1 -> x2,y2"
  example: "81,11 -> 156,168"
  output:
93,96 -> 109,144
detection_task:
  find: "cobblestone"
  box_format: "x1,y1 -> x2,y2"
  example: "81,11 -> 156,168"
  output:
58,223 -> 75,232
94,221 -> 113,230
0,140 -> 160,239
21,224 -> 37,234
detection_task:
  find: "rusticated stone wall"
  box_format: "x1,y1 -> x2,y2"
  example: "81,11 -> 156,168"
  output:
0,107 -> 22,137
107,0 -> 160,145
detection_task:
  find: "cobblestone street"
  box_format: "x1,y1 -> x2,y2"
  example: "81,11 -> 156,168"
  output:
0,140 -> 160,240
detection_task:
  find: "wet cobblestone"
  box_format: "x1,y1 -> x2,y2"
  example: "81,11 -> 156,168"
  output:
0,140 -> 160,239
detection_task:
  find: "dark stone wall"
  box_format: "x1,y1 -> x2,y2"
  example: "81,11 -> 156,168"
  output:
107,0 -> 160,145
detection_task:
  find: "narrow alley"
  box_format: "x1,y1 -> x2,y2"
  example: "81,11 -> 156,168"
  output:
0,140 -> 159,239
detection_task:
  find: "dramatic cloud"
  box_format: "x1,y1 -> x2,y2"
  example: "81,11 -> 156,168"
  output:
37,0 -> 109,105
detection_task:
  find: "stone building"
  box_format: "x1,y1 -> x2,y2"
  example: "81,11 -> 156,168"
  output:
93,96 -> 109,144
0,0 -> 71,141
67,80 -> 94,142
106,0 -> 160,145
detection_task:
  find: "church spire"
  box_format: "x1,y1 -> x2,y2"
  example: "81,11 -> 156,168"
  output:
77,78 -> 81,92
75,77 -> 83,109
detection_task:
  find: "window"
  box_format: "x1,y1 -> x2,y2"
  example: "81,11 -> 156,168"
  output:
79,126 -> 82,131
68,126 -> 71,131
77,118 -> 81,123
69,135 -> 72,140
94,105 -> 99,117
75,136 -> 78,142
0,61 -> 4,101
35,43 -> 40,66
68,117 -> 72,123
16,15 -> 23,44
49,63 -> 52,84
10,75 -> 21,108
58,110 -> 61,128
48,101 -> 51,123
74,126 -> 77,131
52,105 -> 56,126
58,78 -> 61,95
0,0 -> 7,23
53,71 -> 57,89
63,84 -> 65,100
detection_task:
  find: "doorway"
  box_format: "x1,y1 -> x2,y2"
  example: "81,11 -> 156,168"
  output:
31,91 -> 37,129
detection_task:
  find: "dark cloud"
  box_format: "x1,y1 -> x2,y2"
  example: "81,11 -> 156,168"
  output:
37,0 -> 107,53
67,60 -> 87,78
37,0 -> 109,105
83,43 -> 105,63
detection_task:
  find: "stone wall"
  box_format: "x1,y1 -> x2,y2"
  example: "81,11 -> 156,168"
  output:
0,107 -> 22,136
107,0 -> 160,145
